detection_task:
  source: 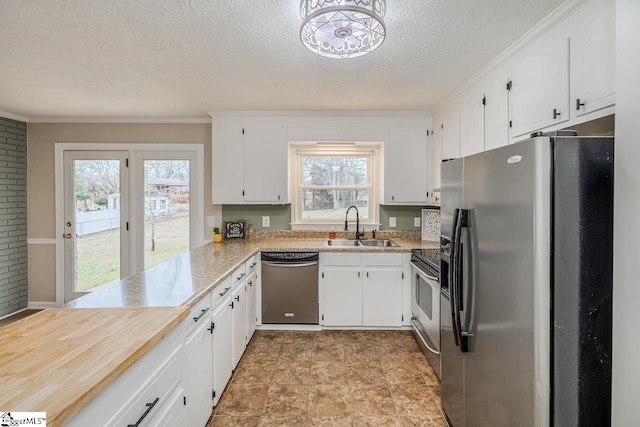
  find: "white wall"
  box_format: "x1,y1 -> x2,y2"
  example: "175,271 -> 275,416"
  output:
612,0 -> 640,424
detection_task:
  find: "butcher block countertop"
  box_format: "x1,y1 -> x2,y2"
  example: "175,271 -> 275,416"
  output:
0,306 -> 189,426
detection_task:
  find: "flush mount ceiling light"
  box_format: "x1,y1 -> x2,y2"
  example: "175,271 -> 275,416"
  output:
300,0 -> 387,59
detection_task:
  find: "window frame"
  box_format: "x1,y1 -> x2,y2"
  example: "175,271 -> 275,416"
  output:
289,142 -> 382,229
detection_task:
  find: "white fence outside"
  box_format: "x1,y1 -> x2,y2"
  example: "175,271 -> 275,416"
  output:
75,209 -> 121,236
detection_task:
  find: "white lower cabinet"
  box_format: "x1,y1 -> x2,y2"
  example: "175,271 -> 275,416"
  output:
149,386 -> 185,426
363,269 -> 402,327
212,293 -> 233,407
67,321 -> 186,427
231,281 -> 247,368
320,253 -> 404,327
246,271 -> 258,343
401,253 -> 412,326
322,269 -> 363,326
184,296 -> 214,427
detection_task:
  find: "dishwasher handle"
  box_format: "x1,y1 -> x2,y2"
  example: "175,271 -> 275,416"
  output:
262,261 -> 318,268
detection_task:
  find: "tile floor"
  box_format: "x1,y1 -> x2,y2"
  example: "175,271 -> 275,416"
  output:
207,330 -> 447,427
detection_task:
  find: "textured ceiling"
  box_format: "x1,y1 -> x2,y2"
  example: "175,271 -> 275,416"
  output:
0,0 -> 565,119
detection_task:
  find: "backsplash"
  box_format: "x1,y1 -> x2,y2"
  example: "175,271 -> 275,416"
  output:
252,229 -> 421,240
221,204 -> 439,231
422,208 -> 441,242
222,205 -> 291,230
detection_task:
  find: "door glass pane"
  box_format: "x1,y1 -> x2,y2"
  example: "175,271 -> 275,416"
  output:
74,159 -> 121,291
144,160 -> 190,269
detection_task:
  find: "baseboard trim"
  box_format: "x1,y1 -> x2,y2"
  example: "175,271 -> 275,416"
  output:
255,325 -> 412,331
28,301 -> 59,309
0,307 -> 27,321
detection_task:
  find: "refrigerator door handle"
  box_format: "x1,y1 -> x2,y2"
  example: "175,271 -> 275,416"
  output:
452,209 -> 466,350
449,208 -> 461,348
459,214 -> 475,353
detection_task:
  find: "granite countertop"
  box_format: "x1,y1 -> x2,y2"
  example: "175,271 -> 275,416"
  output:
66,237 -> 440,309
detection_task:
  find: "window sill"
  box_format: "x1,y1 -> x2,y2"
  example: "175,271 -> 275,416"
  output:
290,222 -> 381,231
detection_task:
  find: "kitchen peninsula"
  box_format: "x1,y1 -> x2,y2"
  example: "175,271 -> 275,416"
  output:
0,234 -> 438,426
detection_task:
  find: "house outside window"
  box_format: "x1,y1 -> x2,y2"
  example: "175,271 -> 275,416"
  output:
290,142 -> 381,228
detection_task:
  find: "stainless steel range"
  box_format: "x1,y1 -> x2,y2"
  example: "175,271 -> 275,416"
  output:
410,248 -> 441,379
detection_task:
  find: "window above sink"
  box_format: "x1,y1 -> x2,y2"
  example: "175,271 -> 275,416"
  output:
289,141 -> 382,230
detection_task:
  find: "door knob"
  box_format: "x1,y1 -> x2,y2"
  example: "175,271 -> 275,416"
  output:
63,233 -> 74,239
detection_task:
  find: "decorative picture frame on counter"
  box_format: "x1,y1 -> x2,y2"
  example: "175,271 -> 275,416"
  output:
224,220 -> 246,239
422,208 -> 441,242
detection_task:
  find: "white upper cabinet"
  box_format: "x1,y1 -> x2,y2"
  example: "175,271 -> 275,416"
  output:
571,0 -> 615,117
212,117 -> 287,204
440,107 -> 460,160
483,69 -> 510,151
459,85 -> 486,157
212,117 -> 244,204
243,124 -> 286,203
385,127 -> 430,204
509,36 -> 570,138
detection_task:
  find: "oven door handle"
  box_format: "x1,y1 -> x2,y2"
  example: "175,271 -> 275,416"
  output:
410,317 -> 440,355
410,260 -> 439,282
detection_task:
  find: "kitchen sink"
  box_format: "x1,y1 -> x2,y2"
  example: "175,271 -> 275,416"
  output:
359,239 -> 399,247
325,239 -> 362,247
324,239 -> 399,247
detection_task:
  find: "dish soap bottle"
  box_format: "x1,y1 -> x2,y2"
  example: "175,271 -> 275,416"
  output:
329,226 -> 336,240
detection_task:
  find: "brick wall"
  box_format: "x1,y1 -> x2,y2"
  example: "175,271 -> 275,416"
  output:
0,117 -> 27,317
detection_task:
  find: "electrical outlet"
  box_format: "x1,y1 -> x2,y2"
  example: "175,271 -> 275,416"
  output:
414,217 -> 421,227
389,217 -> 397,228
262,216 -> 270,227
207,216 -> 215,227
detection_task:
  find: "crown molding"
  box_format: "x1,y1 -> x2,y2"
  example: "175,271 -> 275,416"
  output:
0,110 -> 29,123
434,0 -> 589,111
27,116 -> 212,124
208,110 -> 432,118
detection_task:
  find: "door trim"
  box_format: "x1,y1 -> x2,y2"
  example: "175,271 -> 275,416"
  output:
54,142 -> 205,306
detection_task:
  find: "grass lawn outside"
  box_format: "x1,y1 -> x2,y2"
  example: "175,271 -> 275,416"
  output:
76,215 -> 190,291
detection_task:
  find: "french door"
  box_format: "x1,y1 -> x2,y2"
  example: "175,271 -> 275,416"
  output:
131,151 -> 196,271
61,147 -> 202,303
63,151 -> 129,302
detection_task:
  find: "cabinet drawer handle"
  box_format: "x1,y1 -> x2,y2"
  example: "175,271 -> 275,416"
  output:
219,286 -> 231,297
237,273 -> 246,280
250,262 -> 257,268
193,307 -> 210,322
127,397 -> 159,427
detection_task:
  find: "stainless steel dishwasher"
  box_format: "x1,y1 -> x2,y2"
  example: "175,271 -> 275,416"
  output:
261,252 -> 319,324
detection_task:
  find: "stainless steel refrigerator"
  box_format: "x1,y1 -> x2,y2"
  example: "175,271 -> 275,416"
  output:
440,132 -> 613,427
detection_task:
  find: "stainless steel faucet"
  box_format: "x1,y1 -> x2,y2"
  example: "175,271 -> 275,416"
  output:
345,205 -> 365,240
